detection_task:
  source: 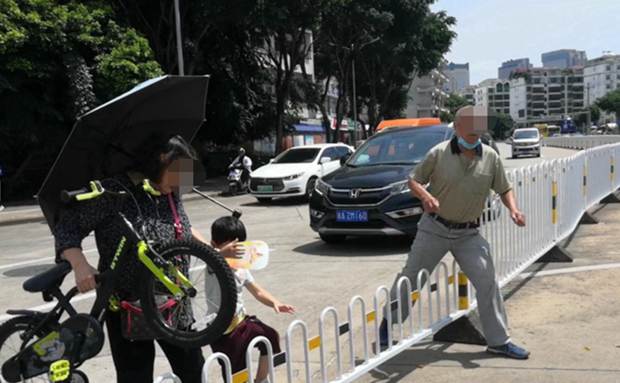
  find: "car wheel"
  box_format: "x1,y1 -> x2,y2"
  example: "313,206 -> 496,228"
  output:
319,233 -> 346,243
256,197 -> 272,203
305,177 -> 318,199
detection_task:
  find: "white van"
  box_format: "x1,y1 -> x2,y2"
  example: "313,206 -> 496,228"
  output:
511,128 -> 541,158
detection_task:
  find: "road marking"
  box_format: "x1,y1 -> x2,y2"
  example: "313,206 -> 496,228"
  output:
519,262 -> 620,279
0,248 -> 98,271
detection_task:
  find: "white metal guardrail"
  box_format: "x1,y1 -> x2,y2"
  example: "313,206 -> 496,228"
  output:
157,141 -> 620,383
544,135 -> 620,149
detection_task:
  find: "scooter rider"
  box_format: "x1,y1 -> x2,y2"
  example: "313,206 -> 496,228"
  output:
229,148 -> 253,185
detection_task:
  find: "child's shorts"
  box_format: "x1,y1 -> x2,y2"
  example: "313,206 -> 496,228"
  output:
210,315 -> 282,373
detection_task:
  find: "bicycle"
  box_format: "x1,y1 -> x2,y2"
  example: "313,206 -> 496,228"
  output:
0,180 -> 237,382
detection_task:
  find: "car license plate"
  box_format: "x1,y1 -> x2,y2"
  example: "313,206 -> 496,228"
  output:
257,185 -> 273,193
336,210 -> 368,222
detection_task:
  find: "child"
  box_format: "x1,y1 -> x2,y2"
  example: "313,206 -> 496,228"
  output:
209,216 -> 295,383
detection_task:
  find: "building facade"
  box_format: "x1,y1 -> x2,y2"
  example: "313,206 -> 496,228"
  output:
498,58 -> 532,80
442,62 -> 470,93
474,79 -> 511,115
458,85 -> 476,105
406,68 -> 449,118
583,54 -> 620,107
509,67 -> 585,126
542,49 -> 587,69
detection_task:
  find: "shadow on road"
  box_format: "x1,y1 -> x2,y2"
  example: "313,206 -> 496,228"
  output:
364,341 -> 497,382
240,196 -> 309,207
294,236 -> 412,257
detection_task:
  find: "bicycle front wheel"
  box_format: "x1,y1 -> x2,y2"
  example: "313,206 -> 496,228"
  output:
140,240 -> 237,348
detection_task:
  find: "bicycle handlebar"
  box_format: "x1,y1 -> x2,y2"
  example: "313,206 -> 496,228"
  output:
60,187 -> 90,203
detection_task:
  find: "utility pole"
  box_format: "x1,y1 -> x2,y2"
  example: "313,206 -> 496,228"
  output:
351,44 -> 358,145
173,0 -> 184,75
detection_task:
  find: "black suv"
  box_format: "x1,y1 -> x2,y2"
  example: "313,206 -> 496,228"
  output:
309,124 -> 454,243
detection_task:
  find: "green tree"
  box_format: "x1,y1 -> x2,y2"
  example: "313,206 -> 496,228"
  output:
353,3 -> 455,133
491,113 -> 514,140
596,89 -> 620,121
0,0 -> 162,200
442,93 -> 471,122
112,0 -> 275,146
310,0 -> 455,139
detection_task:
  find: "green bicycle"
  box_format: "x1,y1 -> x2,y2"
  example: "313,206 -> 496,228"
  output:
0,181 -> 237,382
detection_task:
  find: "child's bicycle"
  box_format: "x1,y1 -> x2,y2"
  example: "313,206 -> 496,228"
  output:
0,181 -> 237,382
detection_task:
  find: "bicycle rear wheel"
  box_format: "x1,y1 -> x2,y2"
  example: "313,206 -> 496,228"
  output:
0,316 -> 52,383
140,240 -> 237,348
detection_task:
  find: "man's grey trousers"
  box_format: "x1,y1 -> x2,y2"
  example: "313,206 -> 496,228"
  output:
384,213 -> 510,347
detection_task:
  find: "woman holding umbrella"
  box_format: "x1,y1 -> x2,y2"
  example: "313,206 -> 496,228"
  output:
54,134 -> 236,383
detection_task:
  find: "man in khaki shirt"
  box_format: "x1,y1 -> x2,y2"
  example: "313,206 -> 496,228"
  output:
380,106 -> 530,359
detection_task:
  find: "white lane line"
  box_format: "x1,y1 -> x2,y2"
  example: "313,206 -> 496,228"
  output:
519,262 -> 620,279
0,291 -> 98,322
0,249 -> 99,271
0,248 -> 98,271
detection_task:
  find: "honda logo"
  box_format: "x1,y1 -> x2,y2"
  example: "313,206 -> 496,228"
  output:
349,189 -> 361,199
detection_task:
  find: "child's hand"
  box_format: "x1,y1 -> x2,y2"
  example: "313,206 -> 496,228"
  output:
272,302 -> 296,314
219,239 -> 243,259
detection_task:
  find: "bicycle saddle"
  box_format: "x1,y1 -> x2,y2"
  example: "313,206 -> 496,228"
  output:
23,262 -> 72,293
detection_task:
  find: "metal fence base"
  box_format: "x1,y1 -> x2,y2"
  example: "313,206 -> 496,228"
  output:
432,316 -> 486,345
601,192 -> 620,204
579,211 -> 599,224
537,245 -> 574,263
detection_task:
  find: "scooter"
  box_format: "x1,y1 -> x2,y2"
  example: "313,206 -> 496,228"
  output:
227,164 -> 248,195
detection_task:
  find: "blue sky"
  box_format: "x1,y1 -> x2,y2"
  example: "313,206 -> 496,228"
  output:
431,0 -> 620,84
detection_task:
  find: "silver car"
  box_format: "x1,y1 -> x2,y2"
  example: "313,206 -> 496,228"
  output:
511,128 -> 541,158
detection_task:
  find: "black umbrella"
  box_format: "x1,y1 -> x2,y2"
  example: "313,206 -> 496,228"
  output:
38,75 -> 210,231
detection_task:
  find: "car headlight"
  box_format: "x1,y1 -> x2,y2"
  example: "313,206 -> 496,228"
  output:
315,179 -> 330,195
283,172 -> 304,181
390,180 -> 409,195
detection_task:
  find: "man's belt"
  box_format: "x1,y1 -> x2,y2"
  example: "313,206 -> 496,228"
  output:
428,213 -> 479,229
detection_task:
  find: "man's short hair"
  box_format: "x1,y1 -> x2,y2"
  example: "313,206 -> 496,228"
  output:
211,216 -> 247,246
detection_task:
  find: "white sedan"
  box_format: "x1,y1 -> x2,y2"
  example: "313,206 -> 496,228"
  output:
249,144 -> 354,202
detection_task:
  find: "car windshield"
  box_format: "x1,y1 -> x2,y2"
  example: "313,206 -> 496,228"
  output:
514,130 -> 539,139
348,129 -> 448,166
273,148 -> 320,163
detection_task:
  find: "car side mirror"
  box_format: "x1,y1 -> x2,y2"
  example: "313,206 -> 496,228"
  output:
269,158 -> 275,163
340,152 -> 351,165
320,157 -> 331,164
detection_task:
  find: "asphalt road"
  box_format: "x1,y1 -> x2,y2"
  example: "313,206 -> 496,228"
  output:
0,143 -> 592,382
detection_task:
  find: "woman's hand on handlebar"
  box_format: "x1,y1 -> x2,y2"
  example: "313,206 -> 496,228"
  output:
62,248 -> 99,293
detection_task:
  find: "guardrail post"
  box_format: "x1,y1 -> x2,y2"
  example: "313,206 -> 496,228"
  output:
319,307 -> 341,382
285,320 -> 311,383
201,352 -> 233,383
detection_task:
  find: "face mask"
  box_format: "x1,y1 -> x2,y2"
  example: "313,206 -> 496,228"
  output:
458,136 -> 481,150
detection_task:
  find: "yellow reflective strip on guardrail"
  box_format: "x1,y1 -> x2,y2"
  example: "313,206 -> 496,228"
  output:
232,370 -> 249,383
458,272 -> 469,310
308,335 -> 321,351
366,311 -> 376,323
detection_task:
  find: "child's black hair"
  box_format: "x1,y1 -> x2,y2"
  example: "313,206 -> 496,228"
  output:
211,216 -> 247,246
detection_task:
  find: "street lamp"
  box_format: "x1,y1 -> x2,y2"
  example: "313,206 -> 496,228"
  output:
349,37 -> 380,143
173,0 -> 184,75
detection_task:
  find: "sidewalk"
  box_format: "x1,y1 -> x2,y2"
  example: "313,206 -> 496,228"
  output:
358,201 -> 620,383
0,177 -> 228,227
